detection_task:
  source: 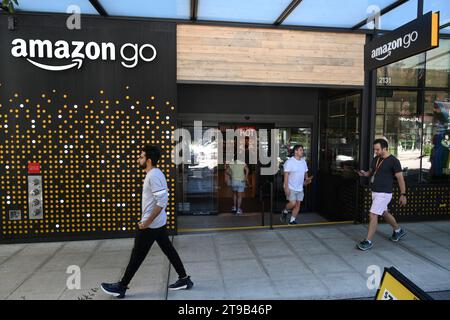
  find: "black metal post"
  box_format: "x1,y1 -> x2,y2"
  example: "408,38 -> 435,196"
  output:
269,182 -> 273,230
417,0 -> 426,184
417,0 -> 424,17
260,184 -> 265,226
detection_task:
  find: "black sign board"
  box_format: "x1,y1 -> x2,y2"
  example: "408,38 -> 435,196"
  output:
365,11 -> 439,70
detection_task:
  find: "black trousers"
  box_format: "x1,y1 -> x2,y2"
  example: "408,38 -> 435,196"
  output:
119,225 -> 187,287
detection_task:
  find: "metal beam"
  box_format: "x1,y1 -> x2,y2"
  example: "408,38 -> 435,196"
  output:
440,22 -> 450,29
274,0 -> 303,26
190,0 -> 198,21
89,0 -> 107,16
352,0 -> 410,30
417,0 -> 423,18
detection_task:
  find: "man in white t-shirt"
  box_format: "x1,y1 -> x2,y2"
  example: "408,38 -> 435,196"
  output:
281,145 -> 313,225
101,145 -> 193,298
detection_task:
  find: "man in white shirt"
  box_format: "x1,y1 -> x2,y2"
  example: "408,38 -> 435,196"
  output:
101,145 -> 193,298
281,145 -> 313,225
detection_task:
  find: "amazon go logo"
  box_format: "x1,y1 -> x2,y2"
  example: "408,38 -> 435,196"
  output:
10,38 -> 157,71
371,31 -> 418,61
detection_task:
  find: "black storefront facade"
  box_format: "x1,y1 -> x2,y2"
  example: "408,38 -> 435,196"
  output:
0,11 -> 448,243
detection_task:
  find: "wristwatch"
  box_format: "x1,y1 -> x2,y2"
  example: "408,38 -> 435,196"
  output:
400,193 -> 407,196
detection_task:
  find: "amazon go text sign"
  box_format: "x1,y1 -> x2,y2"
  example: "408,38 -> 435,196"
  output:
10,39 -> 157,71
365,11 -> 439,70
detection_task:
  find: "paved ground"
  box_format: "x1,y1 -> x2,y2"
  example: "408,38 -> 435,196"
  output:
1,220 -> 449,300
177,212 -> 327,230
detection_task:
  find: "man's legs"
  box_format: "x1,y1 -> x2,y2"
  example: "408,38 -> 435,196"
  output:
366,212 -> 379,242
291,201 -> 301,220
232,191 -> 237,209
285,201 -> 296,211
383,210 -> 407,241
364,192 -> 386,242
156,227 -> 187,279
382,210 -> 399,230
119,229 -> 157,287
237,192 -> 243,210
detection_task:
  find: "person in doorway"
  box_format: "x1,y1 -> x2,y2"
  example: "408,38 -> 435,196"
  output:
100,145 -> 193,298
356,138 -> 407,251
281,145 -> 313,225
225,156 -> 249,215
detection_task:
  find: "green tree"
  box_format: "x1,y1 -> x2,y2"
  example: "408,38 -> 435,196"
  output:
2,0 -> 18,13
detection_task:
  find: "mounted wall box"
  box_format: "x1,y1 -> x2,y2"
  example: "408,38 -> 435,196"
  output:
28,176 -> 44,220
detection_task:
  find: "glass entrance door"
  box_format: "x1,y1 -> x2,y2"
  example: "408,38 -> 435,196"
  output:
176,123 -> 319,231
217,123 -> 267,215
177,126 -> 218,216
271,127 -> 320,225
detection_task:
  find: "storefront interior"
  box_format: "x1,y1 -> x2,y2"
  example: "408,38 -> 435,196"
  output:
175,84 -> 362,231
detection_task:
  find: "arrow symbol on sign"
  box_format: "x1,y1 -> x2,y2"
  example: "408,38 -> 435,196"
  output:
26,58 -> 84,71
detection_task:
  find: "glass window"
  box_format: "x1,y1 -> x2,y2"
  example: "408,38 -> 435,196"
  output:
197,0 -> 292,24
99,0 -> 190,19
384,91 -> 418,114
177,126 -> 218,215
363,0 -> 418,30
377,54 -> 424,87
16,0 -> 99,15
376,97 -> 385,113
425,0 -> 450,27
278,128 -> 312,165
376,115 -> 384,135
375,91 -> 421,183
426,39 -> 450,88
319,93 -> 360,176
422,92 -> 450,181
283,0 -> 396,28
424,91 -> 449,114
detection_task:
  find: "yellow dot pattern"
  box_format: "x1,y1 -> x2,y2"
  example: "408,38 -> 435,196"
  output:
360,185 -> 449,222
0,87 -> 176,240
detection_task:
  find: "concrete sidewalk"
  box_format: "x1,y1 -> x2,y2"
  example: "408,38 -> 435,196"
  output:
1,221 -> 449,300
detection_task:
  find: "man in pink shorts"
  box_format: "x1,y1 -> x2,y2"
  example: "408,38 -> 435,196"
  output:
356,139 -> 407,251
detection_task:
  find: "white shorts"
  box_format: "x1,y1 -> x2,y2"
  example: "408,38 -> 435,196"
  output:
370,192 -> 392,215
287,189 -> 304,202
231,180 -> 245,193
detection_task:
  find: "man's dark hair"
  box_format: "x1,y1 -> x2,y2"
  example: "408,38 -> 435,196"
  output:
373,138 -> 388,150
142,145 -> 161,166
293,145 -> 304,152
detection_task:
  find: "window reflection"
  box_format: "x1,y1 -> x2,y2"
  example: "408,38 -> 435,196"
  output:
424,92 -> 450,180
319,94 -> 360,176
178,127 -> 218,215
377,54 -> 424,87
426,38 -> 450,88
278,127 -> 311,167
376,91 -> 421,183
375,39 -> 450,184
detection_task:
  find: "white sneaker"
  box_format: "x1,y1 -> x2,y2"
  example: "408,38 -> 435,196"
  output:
236,208 -> 243,215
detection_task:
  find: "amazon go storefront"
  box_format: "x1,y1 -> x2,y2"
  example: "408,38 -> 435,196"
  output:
0,13 -> 448,243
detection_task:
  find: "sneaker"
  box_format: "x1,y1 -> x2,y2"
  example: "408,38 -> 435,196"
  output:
236,208 -> 243,215
356,240 -> 373,251
100,282 -> 127,299
231,207 -> 237,213
390,228 -> 407,242
288,219 -> 298,225
280,210 -> 288,223
169,276 -> 194,291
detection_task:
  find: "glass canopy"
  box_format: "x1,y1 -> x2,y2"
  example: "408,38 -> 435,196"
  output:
9,0 -> 450,33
